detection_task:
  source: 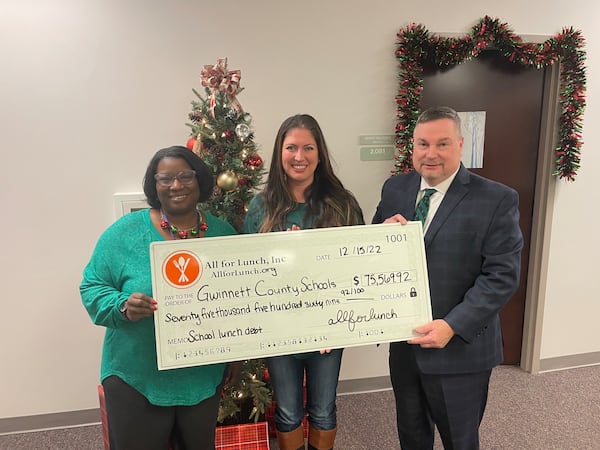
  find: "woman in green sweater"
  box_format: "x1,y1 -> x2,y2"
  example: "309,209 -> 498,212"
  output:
243,115 -> 364,450
81,146 -> 237,450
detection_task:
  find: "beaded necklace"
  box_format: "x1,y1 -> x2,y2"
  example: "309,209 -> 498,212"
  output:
160,209 -> 208,239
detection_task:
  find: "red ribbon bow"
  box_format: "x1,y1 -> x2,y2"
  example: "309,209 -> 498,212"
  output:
200,57 -> 243,117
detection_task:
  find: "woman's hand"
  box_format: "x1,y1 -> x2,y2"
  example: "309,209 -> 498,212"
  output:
122,293 -> 157,321
319,349 -> 332,354
383,214 -> 408,224
286,224 -> 302,231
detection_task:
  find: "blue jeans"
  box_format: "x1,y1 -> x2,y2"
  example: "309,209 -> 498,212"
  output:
267,349 -> 343,432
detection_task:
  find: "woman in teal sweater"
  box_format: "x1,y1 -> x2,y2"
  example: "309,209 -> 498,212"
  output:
243,115 -> 364,450
81,146 -> 237,450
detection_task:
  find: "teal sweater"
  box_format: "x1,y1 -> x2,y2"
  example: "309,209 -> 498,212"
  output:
243,194 -> 316,234
81,208 -> 237,406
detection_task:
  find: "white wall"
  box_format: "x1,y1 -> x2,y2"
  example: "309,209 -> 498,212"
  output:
1,0 -> 598,418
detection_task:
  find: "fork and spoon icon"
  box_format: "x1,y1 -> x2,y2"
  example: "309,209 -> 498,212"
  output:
173,256 -> 190,283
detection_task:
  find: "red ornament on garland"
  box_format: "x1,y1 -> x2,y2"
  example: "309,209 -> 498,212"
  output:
186,136 -> 197,150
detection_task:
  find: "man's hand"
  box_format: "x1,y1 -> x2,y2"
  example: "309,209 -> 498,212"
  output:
408,319 -> 455,348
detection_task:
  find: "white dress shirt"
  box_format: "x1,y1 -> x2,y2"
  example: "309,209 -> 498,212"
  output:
416,167 -> 460,234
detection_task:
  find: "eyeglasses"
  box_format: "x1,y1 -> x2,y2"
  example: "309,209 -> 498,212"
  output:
154,170 -> 197,187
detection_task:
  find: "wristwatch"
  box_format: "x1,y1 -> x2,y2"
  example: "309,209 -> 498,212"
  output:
119,301 -> 130,321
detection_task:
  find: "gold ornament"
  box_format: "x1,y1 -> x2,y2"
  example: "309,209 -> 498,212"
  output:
216,170 -> 238,191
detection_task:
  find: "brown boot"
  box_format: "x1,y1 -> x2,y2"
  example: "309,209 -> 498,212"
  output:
307,424 -> 336,450
276,425 -> 305,450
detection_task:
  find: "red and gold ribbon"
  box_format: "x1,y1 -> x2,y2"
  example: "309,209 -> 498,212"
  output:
200,57 -> 243,117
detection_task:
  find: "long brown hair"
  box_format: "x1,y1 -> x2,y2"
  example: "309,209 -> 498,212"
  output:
258,114 -> 363,232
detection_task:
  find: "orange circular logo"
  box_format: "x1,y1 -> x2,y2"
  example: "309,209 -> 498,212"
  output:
162,250 -> 202,288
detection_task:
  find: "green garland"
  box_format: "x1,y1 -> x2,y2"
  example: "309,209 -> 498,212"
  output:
394,16 -> 586,181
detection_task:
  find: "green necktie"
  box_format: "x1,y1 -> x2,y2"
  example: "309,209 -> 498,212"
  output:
413,188 -> 437,225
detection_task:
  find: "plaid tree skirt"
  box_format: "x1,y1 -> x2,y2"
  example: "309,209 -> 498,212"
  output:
215,422 -> 270,450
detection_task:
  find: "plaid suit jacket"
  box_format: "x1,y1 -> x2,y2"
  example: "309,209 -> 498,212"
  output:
372,164 -> 523,374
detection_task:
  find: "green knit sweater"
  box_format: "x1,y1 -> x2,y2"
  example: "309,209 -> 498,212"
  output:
81,208 -> 237,406
243,194 -> 316,234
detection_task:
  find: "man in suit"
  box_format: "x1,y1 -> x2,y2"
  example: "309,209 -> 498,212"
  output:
373,106 -> 523,450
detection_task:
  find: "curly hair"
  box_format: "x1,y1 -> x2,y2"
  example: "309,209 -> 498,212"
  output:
142,146 -> 214,209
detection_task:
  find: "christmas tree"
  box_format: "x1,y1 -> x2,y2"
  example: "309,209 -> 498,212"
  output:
186,58 -> 271,424
186,57 -> 264,232
218,360 -> 272,425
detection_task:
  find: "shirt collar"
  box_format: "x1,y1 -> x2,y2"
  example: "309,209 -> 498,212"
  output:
419,166 -> 460,195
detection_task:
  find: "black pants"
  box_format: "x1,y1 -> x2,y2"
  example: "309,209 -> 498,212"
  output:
102,376 -> 222,450
389,342 -> 491,450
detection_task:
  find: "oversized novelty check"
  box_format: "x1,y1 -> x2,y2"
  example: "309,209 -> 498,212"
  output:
150,222 -> 432,370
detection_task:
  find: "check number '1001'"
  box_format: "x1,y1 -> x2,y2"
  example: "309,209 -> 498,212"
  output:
386,233 -> 408,243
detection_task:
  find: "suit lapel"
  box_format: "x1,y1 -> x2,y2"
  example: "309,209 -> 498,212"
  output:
404,176 -> 421,218
424,166 -> 470,247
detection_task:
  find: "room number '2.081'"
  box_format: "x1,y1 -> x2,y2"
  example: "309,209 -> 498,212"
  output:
338,232 -> 408,257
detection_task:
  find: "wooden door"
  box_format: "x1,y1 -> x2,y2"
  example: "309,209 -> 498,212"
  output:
420,50 -> 545,364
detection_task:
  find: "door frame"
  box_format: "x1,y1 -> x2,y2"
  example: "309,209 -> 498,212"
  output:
520,50 -> 560,374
